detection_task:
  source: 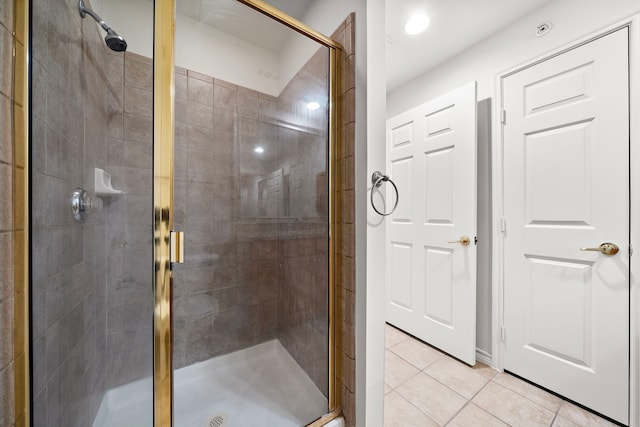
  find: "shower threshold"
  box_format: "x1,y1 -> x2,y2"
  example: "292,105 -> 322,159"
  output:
93,340 -> 328,427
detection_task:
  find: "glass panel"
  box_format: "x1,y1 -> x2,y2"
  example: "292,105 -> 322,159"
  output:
172,1 -> 331,425
30,0 -> 154,425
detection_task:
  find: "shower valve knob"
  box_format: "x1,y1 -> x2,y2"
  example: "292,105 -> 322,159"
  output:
71,188 -> 102,222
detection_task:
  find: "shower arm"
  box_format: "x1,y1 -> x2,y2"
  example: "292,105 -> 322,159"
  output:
78,0 -> 114,34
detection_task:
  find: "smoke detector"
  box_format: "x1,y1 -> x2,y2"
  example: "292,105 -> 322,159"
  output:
535,22 -> 553,37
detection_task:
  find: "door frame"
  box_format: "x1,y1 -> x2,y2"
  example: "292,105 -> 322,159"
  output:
152,1 -> 343,426
492,14 -> 640,426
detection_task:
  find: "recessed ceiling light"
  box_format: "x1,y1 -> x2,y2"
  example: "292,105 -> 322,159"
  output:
404,13 -> 430,35
307,101 -> 320,111
254,146 -> 264,154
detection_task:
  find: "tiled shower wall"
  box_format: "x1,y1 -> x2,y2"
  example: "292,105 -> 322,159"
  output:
104,52 -> 154,389
102,24 -> 340,401
170,67 -> 281,368
333,14 -> 357,427
0,5 -> 357,427
30,0 -> 111,425
168,50 -> 332,402
167,15 -> 355,412
276,47 -> 330,397
0,0 -> 16,425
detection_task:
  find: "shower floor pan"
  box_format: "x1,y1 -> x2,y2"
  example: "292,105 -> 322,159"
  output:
93,340 -> 327,427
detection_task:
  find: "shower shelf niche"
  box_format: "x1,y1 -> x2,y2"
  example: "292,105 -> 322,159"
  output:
95,168 -> 124,195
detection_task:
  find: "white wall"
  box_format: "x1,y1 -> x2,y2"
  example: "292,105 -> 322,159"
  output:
387,0 -> 640,360
388,0 -> 640,115
102,0 -> 362,97
279,36 -> 319,94
361,1 -> 386,426
103,0 -> 282,96
175,13 -> 281,95
89,0 -> 104,16
279,0 -> 359,93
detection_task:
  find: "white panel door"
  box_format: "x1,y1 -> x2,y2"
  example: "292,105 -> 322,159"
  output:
502,29 -> 629,424
386,82 -> 477,365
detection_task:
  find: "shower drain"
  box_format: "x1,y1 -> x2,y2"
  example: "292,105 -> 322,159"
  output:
205,413 -> 228,427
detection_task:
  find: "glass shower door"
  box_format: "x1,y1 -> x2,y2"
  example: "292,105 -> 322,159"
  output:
30,1 -> 338,425
30,1 -> 154,425
171,1 -> 334,425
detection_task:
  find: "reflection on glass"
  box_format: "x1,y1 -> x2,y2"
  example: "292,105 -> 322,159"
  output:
29,0 -> 332,425
30,0 -> 154,426
171,0 -> 330,426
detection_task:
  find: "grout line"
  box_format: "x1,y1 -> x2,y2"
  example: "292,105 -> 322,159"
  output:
442,372 -> 501,426
440,363 -> 510,426
387,386 -> 440,426
388,346 -> 443,372
491,373 -> 561,414
385,368 -> 420,391
385,337 -> 613,426
466,382 -> 515,426
420,352 -> 493,394
448,380 -> 492,425
420,368 -> 477,401
386,330 -> 500,424
443,399 -> 472,426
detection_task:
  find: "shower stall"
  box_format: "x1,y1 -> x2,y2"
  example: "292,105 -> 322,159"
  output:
28,0 -> 342,425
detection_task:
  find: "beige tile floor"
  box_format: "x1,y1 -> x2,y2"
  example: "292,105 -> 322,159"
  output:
383,324 -> 620,427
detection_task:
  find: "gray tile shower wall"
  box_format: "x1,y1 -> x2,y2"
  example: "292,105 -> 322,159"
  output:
0,1 -> 15,425
170,51 -> 333,400
276,46 -> 330,397
0,3 -> 357,426
172,66 -> 282,369
30,0 -> 111,425
104,51 -> 153,389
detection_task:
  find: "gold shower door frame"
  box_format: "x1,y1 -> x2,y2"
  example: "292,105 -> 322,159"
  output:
14,0 -> 30,425
152,1 -> 343,426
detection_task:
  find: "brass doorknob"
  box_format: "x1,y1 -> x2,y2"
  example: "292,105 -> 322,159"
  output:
448,236 -> 471,246
580,242 -> 619,256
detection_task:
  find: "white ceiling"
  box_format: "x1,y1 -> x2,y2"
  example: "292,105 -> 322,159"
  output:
166,0 -> 555,92
385,0 -> 553,91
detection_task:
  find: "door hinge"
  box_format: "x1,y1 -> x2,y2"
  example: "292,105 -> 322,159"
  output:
500,217 -> 507,233
630,244 -> 634,256
170,231 -> 185,263
500,326 -> 506,342
501,109 -> 506,125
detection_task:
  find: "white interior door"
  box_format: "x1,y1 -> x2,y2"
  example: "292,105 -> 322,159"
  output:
386,82 -> 477,365
502,28 -> 629,424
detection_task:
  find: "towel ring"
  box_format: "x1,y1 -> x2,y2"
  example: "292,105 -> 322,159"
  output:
370,171 -> 399,216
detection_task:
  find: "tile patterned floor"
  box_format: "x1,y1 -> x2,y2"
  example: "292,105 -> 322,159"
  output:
383,324 -> 619,427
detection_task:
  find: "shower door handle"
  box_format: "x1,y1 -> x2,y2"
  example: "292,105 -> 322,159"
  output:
170,231 -> 185,263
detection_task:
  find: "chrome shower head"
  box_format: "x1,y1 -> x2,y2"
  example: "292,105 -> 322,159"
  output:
78,0 -> 128,52
105,30 -> 127,52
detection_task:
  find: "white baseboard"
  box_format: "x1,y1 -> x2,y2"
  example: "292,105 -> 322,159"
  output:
476,348 -> 493,367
